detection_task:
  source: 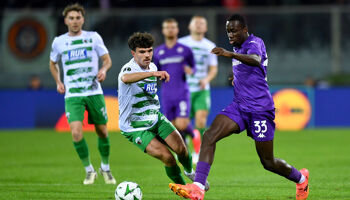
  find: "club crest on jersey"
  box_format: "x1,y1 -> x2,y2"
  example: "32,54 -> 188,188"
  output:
144,83 -> 157,95
177,47 -> 184,53
158,49 -> 165,55
68,49 -> 87,60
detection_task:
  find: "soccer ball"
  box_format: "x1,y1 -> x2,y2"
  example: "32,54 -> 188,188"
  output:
115,181 -> 142,200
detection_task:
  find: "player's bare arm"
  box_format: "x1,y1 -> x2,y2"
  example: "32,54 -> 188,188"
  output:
97,54 -> 112,82
49,60 -> 65,94
211,47 -> 261,67
184,65 -> 194,75
200,65 -> 217,89
122,71 -> 170,84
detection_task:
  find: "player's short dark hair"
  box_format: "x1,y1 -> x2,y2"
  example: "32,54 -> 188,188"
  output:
163,18 -> 178,24
62,3 -> 85,18
227,14 -> 247,28
128,32 -> 154,51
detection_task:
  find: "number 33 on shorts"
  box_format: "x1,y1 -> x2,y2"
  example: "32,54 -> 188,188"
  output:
254,120 -> 267,133
253,120 -> 268,139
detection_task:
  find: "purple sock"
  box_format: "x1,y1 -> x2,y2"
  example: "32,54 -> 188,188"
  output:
185,124 -> 195,138
288,166 -> 302,183
194,161 -> 211,186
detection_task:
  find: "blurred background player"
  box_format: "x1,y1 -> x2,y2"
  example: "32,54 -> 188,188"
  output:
118,32 -> 208,189
153,18 -> 201,160
49,3 -> 116,185
27,74 -> 43,91
178,15 -> 218,163
169,14 -> 309,200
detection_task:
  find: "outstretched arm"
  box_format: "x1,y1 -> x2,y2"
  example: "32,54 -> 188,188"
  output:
211,47 -> 261,67
121,71 -> 170,84
49,60 -> 65,94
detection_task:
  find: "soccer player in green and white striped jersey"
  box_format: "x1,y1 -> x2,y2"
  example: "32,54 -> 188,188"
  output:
49,3 -> 116,185
178,15 -> 218,163
118,32 -> 208,189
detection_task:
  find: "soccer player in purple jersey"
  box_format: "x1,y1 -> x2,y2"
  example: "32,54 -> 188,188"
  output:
169,14 -> 309,200
153,18 -> 202,157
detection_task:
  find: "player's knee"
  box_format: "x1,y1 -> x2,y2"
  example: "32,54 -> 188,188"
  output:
175,123 -> 187,131
260,158 -> 275,171
71,130 -> 83,141
162,153 -> 176,166
202,130 -> 215,146
196,120 -> 206,129
175,144 -> 188,157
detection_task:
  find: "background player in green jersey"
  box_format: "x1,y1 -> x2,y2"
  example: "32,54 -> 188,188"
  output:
49,3 -> 116,185
118,32 -> 208,189
178,15 -> 218,163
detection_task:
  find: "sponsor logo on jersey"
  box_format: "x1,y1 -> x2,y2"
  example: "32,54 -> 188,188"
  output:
68,49 -> 87,60
144,83 -> 157,95
159,56 -> 184,65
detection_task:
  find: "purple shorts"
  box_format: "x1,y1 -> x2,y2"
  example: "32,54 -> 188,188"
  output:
219,101 -> 275,142
162,98 -> 190,121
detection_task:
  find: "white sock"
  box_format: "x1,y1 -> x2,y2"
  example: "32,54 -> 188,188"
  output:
194,182 -> 205,190
298,174 -> 306,184
85,164 -> 94,173
101,163 -> 110,171
184,169 -> 194,175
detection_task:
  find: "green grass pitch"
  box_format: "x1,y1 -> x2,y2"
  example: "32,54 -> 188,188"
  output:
0,129 -> 349,199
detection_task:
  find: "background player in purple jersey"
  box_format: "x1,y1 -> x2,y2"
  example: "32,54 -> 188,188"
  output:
153,18 -> 202,157
169,14 -> 309,200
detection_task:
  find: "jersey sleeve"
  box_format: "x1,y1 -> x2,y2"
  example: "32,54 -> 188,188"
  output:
118,64 -> 135,85
208,42 -> 218,67
209,51 -> 218,67
246,41 -> 262,57
186,47 -> 196,73
152,49 -> 161,70
50,37 -> 60,62
94,32 -> 109,57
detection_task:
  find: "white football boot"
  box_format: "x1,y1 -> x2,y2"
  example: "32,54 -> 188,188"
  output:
83,171 -> 97,185
99,168 -> 117,184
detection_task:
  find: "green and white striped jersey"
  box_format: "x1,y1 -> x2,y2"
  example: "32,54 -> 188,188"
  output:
50,31 -> 108,98
118,58 -> 160,132
178,35 -> 218,92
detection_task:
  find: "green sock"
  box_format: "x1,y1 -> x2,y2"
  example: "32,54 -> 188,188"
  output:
178,153 -> 193,174
165,165 -> 186,184
73,138 -> 91,167
98,136 -> 110,164
197,127 -> 206,137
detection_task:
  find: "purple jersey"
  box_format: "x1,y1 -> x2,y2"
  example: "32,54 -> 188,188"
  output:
232,34 -> 274,112
153,42 -> 195,100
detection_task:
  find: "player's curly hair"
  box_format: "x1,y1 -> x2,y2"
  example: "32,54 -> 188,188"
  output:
62,3 -> 85,18
128,32 -> 154,51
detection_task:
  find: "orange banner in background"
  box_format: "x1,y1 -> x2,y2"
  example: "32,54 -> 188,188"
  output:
55,96 -> 119,132
273,89 -> 311,130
